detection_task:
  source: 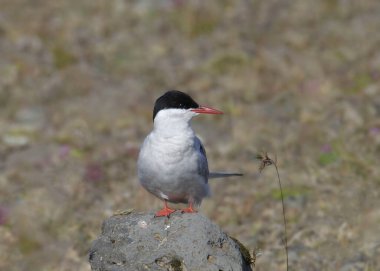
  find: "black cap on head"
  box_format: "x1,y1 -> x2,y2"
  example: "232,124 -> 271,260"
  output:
153,90 -> 199,120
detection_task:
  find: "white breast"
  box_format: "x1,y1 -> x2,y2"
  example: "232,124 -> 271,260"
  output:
137,109 -> 210,205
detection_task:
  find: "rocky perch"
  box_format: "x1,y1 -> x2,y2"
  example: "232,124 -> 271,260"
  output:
89,211 -> 254,271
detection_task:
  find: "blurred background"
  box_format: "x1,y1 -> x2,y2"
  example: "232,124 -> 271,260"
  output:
0,0 -> 379,270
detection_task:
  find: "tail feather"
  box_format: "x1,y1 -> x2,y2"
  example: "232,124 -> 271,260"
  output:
209,172 -> 243,179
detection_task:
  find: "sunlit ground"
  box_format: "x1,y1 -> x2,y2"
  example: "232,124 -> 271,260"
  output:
1,1 -> 380,270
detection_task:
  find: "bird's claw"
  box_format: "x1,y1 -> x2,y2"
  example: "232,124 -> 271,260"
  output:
154,207 -> 176,218
181,206 -> 197,213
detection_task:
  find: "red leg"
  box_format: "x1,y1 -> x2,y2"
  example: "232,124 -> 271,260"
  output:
155,200 -> 176,217
181,202 -> 197,213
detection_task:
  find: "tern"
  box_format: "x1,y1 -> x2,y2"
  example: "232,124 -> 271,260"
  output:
137,90 -> 242,217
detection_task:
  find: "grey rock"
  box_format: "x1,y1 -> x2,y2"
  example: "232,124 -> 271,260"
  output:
89,211 -> 254,271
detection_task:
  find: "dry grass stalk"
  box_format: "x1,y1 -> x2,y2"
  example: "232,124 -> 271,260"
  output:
257,152 -> 289,271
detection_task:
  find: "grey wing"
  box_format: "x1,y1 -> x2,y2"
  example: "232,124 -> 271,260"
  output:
194,136 -> 209,182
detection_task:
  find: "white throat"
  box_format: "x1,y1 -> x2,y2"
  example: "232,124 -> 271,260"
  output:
153,109 -> 197,137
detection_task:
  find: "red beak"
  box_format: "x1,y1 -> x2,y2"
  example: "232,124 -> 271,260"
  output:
191,106 -> 223,115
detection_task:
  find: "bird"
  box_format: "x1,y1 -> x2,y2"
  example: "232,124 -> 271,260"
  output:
137,90 -> 242,217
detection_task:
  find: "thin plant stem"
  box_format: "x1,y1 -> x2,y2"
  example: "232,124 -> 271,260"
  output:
257,152 -> 289,271
274,162 -> 289,271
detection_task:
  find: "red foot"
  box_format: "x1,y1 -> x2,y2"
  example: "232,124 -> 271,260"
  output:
181,204 -> 197,214
155,201 -> 176,217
